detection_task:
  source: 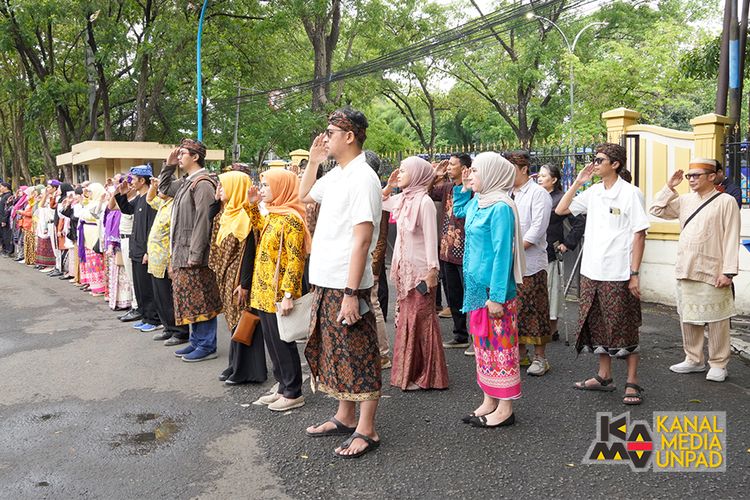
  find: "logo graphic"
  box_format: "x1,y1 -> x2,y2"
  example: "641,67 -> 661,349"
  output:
583,412 -> 726,472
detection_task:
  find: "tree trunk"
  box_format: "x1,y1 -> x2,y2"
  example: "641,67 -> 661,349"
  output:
302,0 -> 341,112
134,52 -> 150,141
37,124 -> 58,178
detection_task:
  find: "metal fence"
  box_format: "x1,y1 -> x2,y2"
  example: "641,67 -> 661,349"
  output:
722,140 -> 750,206
381,140 -> 605,189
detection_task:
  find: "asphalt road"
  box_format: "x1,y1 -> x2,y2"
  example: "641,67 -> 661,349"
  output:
1,255 -> 748,499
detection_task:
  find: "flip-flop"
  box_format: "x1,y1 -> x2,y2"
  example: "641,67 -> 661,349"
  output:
334,432 -> 380,459
305,417 -> 356,438
573,374 -> 616,392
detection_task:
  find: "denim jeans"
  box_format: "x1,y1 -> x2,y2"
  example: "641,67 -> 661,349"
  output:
190,317 -> 217,353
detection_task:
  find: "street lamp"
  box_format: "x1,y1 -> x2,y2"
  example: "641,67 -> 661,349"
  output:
527,13 -> 608,145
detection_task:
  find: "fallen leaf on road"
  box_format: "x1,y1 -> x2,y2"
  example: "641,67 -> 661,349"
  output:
240,404 -> 250,408
688,399 -> 701,403
300,454 -> 308,459
565,464 -> 575,468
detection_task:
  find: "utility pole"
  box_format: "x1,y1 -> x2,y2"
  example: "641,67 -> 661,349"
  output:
232,83 -> 241,163
728,0 -> 741,133
717,0 -> 733,115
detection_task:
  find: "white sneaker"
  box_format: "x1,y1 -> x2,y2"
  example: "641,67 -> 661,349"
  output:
706,367 -> 727,382
669,360 -> 706,374
256,392 -> 281,405
527,357 -> 550,376
268,396 -> 305,412
464,344 -> 475,356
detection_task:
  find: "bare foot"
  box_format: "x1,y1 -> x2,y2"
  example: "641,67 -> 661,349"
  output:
472,402 -> 497,417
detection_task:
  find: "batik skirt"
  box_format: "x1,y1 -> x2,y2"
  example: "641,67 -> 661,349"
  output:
108,251 -> 132,310
81,249 -> 107,294
305,286 -> 381,401
23,230 -> 36,265
391,287 -> 449,390
517,269 -> 551,345
35,236 -> 55,267
470,298 -> 521,400
575,276 -> 641,357
171,266 -> 222,325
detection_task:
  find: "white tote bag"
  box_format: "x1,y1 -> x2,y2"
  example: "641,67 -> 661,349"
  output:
272,226 -> 312,342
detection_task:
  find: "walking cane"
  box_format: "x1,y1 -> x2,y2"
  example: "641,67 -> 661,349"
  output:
561,237 -> 584,346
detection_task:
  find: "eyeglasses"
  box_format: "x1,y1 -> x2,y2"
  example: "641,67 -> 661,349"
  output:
592,157 -> 607,165
685,172 -> 710,180
325,128 -> 348,138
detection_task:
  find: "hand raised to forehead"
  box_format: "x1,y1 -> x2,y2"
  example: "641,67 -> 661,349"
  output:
667,169 -> 684,190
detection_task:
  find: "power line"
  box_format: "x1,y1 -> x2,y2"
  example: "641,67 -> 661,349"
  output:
207,0 -> 603,111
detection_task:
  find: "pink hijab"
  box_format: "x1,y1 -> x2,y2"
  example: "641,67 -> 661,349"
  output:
11,186 -> 29,219
391,156 -> 434,232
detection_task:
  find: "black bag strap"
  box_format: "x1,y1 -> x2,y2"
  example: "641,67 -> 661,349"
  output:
683,192 -> 723,229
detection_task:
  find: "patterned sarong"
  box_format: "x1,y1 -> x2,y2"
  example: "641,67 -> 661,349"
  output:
471,298 -> 521,400
305,286 -> 381,401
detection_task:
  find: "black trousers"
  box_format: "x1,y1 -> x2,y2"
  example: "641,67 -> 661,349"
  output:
151,274 -> 189,337
131,259 -> 159,325
378,264 -> 389,322
0,224 -> 13,254
258,310 -> 303,399
441,260 -> 468,342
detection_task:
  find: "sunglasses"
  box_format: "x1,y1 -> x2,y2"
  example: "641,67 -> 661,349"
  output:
684,172 -> 711,180
592,157 -> 607,165
324,128 -> 349,138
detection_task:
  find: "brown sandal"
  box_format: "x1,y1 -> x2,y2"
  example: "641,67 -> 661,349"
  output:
574,375 -> 616,392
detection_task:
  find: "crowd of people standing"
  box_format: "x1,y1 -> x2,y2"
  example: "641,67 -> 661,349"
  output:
0,106 -> 741,459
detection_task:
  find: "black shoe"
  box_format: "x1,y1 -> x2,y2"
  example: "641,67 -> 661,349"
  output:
443,339 -> 470,349
470,413 -> 515,428
152,331 -> 172,341
551,331 -> 560,341
59,275 -> 72,280
163,336 -> 188,347
48,270 -> 63,277
119,310 -> 142,322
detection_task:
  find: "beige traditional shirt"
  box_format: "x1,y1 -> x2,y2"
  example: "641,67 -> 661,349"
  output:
649,186 -> 740,285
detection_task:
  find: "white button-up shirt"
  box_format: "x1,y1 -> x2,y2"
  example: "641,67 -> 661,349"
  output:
308,153 -> 382,289
513,178 -> 552,277
570,177 -> 650,281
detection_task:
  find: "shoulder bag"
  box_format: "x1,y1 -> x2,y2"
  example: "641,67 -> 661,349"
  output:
273,222 -> 312,343
231,239 -> 261,346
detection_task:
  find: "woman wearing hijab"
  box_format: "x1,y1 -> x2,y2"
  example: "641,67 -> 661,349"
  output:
51,183 -> 75,277
209,170 -> 268,386
11,186 -> 29,261
103,178 -> 132,310
453,152 -> 525,428
18,187 -> 37,266
76,182 -> 107,295
34,186 -> 57,271
246,168 -> 309,412
381,156 -> 448,391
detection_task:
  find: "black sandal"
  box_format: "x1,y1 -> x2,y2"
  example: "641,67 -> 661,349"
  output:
623,383 -> 644,405
334,432 -> 380,459
574,375 -> 616,392
305,417 -> 356,438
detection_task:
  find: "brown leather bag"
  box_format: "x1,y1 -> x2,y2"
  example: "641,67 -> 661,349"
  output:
230,238 -> 259,346
232,310 -> 260,346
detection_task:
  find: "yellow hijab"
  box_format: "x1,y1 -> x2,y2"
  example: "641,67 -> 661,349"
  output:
216,171 -> 252,246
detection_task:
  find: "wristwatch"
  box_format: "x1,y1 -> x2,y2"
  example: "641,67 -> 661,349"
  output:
284,291 -> 292,299
344,287 -> 356,296
723,274 -> 736,279
630,270 -> 639,276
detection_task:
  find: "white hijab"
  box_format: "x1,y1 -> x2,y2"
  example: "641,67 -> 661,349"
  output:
472,152 -> 525,285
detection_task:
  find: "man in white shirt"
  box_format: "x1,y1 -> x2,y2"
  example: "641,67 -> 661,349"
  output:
300,108 -> 383,458
556,143 -> 649,405
507,151 -> 552,376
